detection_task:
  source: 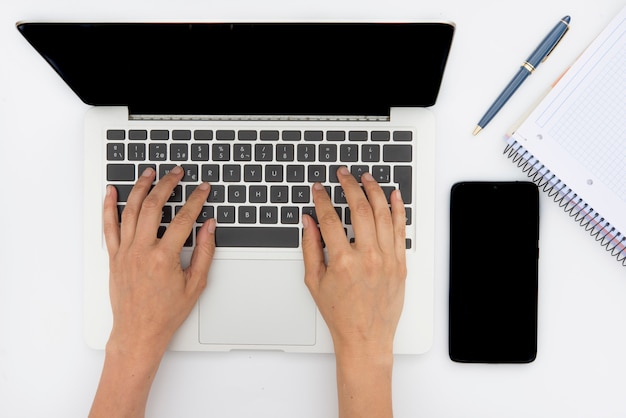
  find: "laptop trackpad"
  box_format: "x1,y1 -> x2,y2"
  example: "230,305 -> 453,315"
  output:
198,259 -> 316,346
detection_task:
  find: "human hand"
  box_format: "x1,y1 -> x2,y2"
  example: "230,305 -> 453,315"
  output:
301,166 -> 407,359
102,166 -> 216,357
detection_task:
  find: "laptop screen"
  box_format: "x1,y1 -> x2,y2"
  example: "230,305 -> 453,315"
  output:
17,22 -> 454,116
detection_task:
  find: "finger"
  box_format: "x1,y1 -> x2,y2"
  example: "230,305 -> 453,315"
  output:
336,167 -> 377,248
103,185 -> 121,255
185,218 -> 216,298
161,182 -> 211,251
301,214 -> 326,296
132,166 -> 184,244
120,167 -> 157,244
311,182 -> 350,253
360,172 -> 395,252
390,190 -> 407,264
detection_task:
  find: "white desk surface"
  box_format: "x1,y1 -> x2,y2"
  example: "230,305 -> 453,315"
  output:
1,0 -> 624,417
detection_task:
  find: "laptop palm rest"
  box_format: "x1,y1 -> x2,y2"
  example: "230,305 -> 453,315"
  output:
198,259 -> 316,346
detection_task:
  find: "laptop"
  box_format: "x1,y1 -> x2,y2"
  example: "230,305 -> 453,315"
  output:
17,22 -> 454,353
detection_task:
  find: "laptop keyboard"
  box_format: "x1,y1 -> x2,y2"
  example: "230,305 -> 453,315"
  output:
106,128 -> 413,249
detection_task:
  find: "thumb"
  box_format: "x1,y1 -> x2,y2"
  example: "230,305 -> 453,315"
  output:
301,215 -> 326,296
185,218 -> 216,296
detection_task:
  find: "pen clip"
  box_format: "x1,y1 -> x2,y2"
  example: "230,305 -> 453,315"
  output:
542,23 -> 570,63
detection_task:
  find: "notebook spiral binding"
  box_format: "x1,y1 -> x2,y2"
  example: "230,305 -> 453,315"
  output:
505,140 -> 626,267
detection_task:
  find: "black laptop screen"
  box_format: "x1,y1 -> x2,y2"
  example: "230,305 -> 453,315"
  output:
17,22 -> 454,116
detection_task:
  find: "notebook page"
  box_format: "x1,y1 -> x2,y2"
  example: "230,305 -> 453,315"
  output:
512,6 -> 626,237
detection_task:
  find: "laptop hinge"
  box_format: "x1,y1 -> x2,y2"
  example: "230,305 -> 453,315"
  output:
128,114 -> 390,122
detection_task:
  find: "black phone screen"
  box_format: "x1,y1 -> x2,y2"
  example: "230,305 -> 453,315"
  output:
449,182 -> 539,363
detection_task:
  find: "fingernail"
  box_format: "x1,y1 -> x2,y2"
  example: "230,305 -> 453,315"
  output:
395,189 -> 403,202
141,167 -> 154,177
302,215 -> 309,229
207,218 -> 216,234
198,182 -> 210,191
171,166 -> 183,175
106,185 -> 114,196
313,182 -> 325,191
361,172 -> 374,182
337,166 -> 350,176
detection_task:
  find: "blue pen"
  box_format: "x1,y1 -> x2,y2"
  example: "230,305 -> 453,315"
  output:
473,15 -> 570,135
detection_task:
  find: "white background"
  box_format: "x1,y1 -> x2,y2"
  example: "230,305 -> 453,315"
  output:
1,0 -> 625,417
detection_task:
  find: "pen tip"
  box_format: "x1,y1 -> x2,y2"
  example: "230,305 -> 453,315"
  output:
562,16 -> 571,24
472,126 -> 482,136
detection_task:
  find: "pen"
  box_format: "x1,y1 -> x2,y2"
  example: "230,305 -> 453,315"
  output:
473,15 -> 571,135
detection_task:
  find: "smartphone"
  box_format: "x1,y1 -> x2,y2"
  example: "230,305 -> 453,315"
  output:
449,182 -> 539,363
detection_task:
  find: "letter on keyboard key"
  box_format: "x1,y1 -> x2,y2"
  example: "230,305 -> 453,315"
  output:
215,227 -> 299,248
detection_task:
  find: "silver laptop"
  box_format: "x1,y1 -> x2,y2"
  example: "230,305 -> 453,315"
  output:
18,22 -> 454,353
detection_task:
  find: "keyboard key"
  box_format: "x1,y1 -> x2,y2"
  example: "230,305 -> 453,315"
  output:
349,131 -> 368,141
393,131 -> 413,141
111,184 -> 133,202
372,165 -> 391,183
371,131 -> 391,141
216,130 -> 235,140
286,165 -> 305,182
107,164 -> 135,181
128,143 -> 146,161
149,143 -> 167,161
168,185 -> 183,202
217,206 -> 236,223
270,186 -> 289,203
214,227 -> 299,248
266,165 -> 284,182
212,144 -> 230,161
394,166 -> 413,204
208,185 -> 225,202
276,144 -> 294,161
350,165 -> 368,182
292,186 -> 310,203
260,130 -> 279,141
255,144 -> 273,161
223,165 -> 241,182
196,206 -> 214,223
107,130 -> 125,140
327,131 -> 345,141
194,130 -> 213,140
181,164 -> 198,182
107,143 -> 125,160
228,185 -> 246,203
172,130 -> 191,140
362,144 -> 380,162
260,207 -> 278,224
281,207 -> 299,224
161,206 -> 172,223
308,165 -> 326,182
129,130 -> 148,140
170,144 -> 188,161
297,144 -> 316,161
340,144 -> 358,162
234,144 -> 252,161
282,131 -> 301,141
201,164 -> 219,182
238,130 -> 257,141
159,164 -> 176,179
191,144 -> 209,161
249,185 -> 268,203
304,131 -> 323,141
383,145 -> 412,162
319,144 -> 337,162
238,206 -> 257,224
150,130 -> 169,140
244,165 -> 263,182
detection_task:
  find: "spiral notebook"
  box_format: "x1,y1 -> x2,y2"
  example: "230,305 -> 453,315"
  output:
505,6 -> 626,266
